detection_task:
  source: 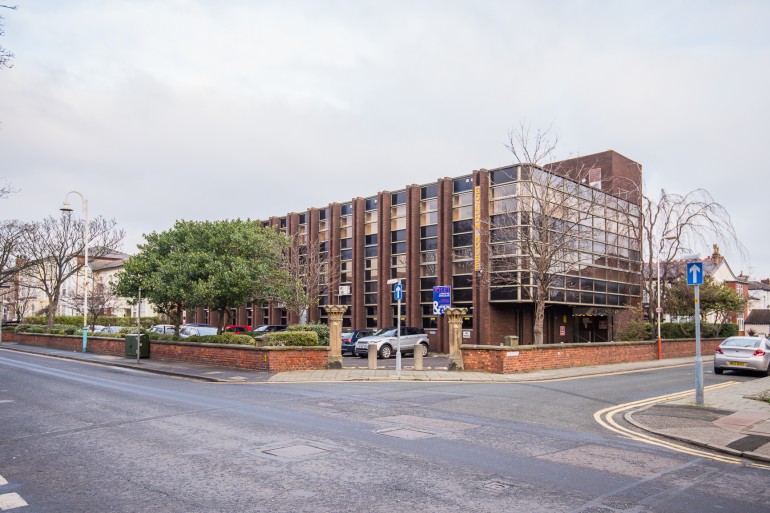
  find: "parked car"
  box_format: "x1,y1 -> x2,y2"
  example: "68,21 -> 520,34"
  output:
150,324 -> 176,335
341,329 -> 374,356
179,326 -> 219,338
99,326 -> 125,334
714,336 -> 770,376
355,327 -> 429,359
252,325 -> 287,334
225,325 -> 252,333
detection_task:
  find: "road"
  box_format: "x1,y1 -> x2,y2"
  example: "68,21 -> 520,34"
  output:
0,350 -> 768,512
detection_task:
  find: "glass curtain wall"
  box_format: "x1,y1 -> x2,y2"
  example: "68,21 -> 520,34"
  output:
419,184 -> 439,329
390,191 -> 407,327
364,197 -> 379,328
452,177 -> 474,329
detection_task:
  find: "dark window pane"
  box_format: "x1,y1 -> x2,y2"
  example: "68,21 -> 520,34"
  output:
391,229 -> 406,242
392,191 -> 406,205
490,167 -> 517,185
341,203 -> 352,216
421,225 -> 438,238
365,293 -> 378,304
453,219 -> 473,233
491,287 -> 517,300
453,233 -> 473,247
365,281 -> 377,292
365,246 -> 378,257
341,238 -> 351,249
420,291 -> 434,302
365,234 -> 377,246
365,197 -> 378,210
454,177 -> 473,193
341,249 -> 352,260
420,277 -> 437,289
454,288 -> 473,302
299,213 -> 306,224
453,274 -> 473,288
391,242 -> 406,254
421,238 -> 438,251
421,184 -> 438,199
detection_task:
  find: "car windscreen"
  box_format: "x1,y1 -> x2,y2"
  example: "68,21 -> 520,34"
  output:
372,328 -> 397,337
723,338 -> 760,348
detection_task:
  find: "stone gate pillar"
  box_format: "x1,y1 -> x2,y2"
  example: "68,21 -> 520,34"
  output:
324,305 -> 348,369
445,307 -> 467,371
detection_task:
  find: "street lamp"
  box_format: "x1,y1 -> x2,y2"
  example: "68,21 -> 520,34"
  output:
60,191 -> 89,353
387,278 -> 403,376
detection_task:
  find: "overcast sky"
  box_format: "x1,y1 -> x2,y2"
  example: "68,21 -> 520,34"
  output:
2,1 -> 769,277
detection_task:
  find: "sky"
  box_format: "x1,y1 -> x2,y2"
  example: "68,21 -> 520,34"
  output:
1,1 -> 769,277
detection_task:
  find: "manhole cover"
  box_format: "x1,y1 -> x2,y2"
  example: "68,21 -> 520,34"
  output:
263,444 -> 330,459
378,428 -> 435,440
483,481 -> 511,491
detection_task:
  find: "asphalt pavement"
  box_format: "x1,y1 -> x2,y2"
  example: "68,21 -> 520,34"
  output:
2,340 -> 769,464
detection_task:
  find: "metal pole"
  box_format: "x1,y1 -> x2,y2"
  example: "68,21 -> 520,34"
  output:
136,287 -> 142,364
657,256 -> 662,359
694,284 -> 703,405
396,291 -> 402,377
82,198 -> 89,353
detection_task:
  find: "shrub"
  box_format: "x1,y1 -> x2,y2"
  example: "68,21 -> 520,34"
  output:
185,333 -> 255,346
617,321 -> 652,341
286,323 -> 329,346
264,331 -> 319,346
719,323 -> 739,337
26,326 -> 45,334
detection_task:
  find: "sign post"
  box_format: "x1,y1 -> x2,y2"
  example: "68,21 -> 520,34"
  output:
687,260 -> 704,406
389,279 -> 403,376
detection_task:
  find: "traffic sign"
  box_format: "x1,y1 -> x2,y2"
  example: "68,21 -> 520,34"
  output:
393,283 -> 403,301
432,286 -> 451,315
655,306 -> 663,314
686,262 -> 704,286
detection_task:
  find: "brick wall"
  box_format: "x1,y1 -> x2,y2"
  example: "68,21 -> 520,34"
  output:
461,338 -> 724,374
4,333 -> 329,373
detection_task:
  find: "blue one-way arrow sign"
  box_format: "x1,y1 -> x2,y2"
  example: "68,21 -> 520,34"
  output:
393,283 -> 403,301
686,261 -> 704,286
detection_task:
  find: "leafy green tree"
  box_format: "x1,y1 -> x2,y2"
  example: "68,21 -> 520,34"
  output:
115,219 -> 290,334
665,276 -> 745,336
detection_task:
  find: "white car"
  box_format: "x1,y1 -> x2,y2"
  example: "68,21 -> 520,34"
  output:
179,326 -> 218,338
355,327 -> 429,359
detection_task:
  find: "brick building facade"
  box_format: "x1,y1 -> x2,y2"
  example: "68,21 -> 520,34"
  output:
190,150 -> 644,352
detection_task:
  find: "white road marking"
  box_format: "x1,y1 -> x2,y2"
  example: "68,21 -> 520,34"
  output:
0,401 -> 14,404
0,493 -> 28,510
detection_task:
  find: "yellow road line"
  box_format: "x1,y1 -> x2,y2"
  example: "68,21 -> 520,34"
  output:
594,382 -> 770,469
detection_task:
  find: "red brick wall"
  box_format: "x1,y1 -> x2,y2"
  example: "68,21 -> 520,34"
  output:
4,333 -> 329,372
462,338 -> 723,374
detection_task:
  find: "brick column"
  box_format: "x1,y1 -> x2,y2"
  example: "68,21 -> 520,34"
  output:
377,191 -> 392,328
324,305 -> 348,369
472,169 -> 491,345
437,178 -> 454,353
352,198 -> 366,329
406,185 -> 421,327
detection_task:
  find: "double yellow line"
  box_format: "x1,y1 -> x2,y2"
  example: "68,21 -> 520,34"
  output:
594,382 -> 770,469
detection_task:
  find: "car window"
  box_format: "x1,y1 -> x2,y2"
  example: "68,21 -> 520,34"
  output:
723,338 -> 760,348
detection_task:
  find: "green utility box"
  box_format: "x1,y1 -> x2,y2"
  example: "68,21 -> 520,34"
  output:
125,334 -> 150,358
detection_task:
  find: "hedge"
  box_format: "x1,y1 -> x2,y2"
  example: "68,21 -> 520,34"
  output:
185,333 -> 256,345
22,315 -> 161,329
263,331 -> 319,346
285,323 -> 329,346
618,321 -> 739,341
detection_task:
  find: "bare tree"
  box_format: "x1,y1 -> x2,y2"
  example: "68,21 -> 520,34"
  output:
19,214 -> 124,331
280,231 -> 325,324
0,178 -> 18,199
489,124 -> 609,345
0,4 -> 15,70
640,187 -> 745,328
62,274 -> 119,329
0,219 -> 28,287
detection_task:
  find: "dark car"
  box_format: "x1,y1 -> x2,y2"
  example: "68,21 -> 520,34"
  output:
225,325 -> 252,333
341,329 -> 374,356
252,325 -> 287,334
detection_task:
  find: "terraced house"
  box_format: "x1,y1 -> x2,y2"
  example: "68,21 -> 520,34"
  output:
189,150 -> 644,353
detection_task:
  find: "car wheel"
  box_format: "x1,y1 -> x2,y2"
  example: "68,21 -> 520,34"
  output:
714,366 -> 724,375
379,344 -> 392,359
418,343 -> 428,357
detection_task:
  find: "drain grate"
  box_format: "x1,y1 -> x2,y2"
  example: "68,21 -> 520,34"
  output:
483,481 -> 511,491
264,444 -> 330,459
247,440 -> 338,462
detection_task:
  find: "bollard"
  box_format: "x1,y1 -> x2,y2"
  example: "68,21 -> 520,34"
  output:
414,343 -> 424,371
368,342 -> 378,370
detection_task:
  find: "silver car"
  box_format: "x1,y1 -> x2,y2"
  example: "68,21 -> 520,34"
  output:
179,326 -> 219,338
355,327 -> 429,359
714,336 -> 770,376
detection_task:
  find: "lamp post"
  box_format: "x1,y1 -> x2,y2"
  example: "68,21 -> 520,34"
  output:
0,285 -> 8,345
60,191 -> 89,353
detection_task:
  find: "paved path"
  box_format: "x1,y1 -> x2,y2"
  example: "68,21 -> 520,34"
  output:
2,341 -> 769,463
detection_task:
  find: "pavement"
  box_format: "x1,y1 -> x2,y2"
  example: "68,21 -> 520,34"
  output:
2,341 -> 769,464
